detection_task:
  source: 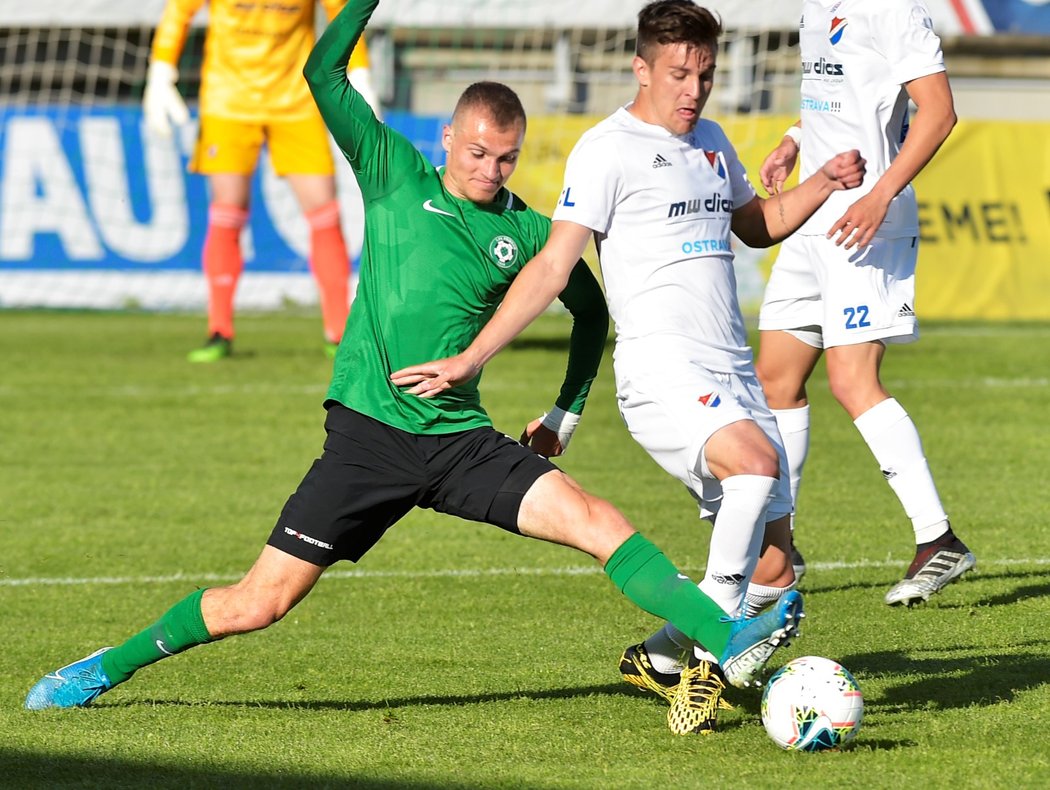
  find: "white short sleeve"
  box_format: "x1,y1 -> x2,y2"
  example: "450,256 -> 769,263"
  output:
877,0 -> 946,86
725,135 -> 758,210
552,132 -> 621,234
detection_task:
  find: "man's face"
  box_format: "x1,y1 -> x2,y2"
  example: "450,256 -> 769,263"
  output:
441,107 -> 524,203
632,41 -> 716,136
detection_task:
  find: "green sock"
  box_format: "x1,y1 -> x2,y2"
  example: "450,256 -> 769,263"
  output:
604,532 -> 730,657
101,588 -> 214,685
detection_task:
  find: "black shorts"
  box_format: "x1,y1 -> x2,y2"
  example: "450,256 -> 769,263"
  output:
267,403 -> 558,565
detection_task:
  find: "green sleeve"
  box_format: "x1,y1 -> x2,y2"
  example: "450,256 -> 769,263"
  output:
553,261 -> 610,415
303,0 -> 423,195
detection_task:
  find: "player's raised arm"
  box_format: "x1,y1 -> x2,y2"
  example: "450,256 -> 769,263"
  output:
390,220 -> 594,397
320,0 -> 384,119
304,0 -> 383,165
731,149 -> 866,249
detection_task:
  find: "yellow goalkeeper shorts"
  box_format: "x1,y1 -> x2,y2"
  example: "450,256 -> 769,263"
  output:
190,113 -> 335,177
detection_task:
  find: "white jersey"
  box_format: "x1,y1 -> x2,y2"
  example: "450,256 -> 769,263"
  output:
797,0 -> 945,238
552,107 -> 757,375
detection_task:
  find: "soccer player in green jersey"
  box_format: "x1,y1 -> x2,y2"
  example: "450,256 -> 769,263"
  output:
25,0 -> 802,717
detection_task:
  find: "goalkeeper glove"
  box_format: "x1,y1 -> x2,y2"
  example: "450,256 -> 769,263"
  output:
143,61 -> 190,138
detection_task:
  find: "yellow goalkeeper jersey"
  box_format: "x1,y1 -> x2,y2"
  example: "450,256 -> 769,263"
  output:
151,0 -> 371,123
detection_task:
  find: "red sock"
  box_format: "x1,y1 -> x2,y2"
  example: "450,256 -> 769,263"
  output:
306,201 -> 350,344
203,204 -> 248,339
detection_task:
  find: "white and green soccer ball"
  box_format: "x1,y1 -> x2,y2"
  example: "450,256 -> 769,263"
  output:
760,655 -> 864,751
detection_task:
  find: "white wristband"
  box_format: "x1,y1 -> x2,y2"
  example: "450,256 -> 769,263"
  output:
783,125 -> 802,149
540,406 -> 581,451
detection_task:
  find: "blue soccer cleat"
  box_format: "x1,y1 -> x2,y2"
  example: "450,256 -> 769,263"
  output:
25,647 -> 115,710
720,590 -> 804,689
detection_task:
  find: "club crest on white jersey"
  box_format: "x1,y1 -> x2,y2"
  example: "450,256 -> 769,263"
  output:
829,15 -> 848,44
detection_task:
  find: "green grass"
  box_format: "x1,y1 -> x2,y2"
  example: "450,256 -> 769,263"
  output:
1,311 -> 1048,788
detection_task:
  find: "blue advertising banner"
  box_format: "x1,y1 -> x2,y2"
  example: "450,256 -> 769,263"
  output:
981,0 -> 1050,34
0,106 -> 446,274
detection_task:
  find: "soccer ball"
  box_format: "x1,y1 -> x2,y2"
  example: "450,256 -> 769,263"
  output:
760,656 -> 864,751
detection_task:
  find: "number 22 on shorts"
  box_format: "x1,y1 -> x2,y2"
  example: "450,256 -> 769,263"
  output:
843,305 -> 871,329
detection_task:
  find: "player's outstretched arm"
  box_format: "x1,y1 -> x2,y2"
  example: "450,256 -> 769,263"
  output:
390,220 -> 593,398
732,149 -> 866,248
827,71 -> 956,249
759,123 -> 801,196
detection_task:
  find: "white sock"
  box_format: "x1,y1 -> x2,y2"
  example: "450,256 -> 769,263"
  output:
854,398 -> 949,544
645,624 -> 721,670
743,580 -> 797,618
644,476 -> 777,669
692,645 -> 719,664
772,405 -> 810,532
698,474 -> 778,616
643,624 -> 692,675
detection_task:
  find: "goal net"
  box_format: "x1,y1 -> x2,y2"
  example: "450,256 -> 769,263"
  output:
0,0 -> 800,310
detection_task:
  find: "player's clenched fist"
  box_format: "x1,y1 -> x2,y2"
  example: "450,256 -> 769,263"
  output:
820,149 -> 865,191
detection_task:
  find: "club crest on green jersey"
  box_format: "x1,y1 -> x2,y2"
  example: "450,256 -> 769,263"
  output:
488,235 -> 519,268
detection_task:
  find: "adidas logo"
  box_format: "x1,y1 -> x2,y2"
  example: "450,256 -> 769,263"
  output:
652,154 -> 672,169
898,303 -> 915,318
712,573 -> 745,585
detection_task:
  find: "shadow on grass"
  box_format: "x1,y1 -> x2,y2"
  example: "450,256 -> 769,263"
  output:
847,738 -> 919,752
107,682 -> 763,736
839,641 -> 1050,712
799,566 -> 1050,606
939,576 -> 1050,608
110,681 -> 640,713
0,747 -> 523,790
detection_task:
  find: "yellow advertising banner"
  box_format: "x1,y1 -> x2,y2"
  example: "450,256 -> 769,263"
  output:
515,115 -> 1050,320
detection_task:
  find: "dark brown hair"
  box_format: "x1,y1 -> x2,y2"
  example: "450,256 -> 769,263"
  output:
636,0 -> 722,62
453,81 -> 527,131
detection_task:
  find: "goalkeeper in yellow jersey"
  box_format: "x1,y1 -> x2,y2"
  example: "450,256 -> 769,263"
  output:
144,0 -> 381,361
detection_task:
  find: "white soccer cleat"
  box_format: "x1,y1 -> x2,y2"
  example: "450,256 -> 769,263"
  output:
885,536 -> 976,606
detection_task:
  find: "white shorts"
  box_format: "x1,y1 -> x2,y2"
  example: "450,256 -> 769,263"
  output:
759,234 -> 920,349
613,345 -> 791,521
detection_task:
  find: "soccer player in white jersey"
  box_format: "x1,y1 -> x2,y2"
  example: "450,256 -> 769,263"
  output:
392,0 -> 865,735
756,0 -> 976,607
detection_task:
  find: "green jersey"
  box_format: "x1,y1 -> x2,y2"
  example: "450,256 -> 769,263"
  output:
305,0 -> 608,435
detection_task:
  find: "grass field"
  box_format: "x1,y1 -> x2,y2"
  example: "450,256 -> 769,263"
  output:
1,310 -> 1048,789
